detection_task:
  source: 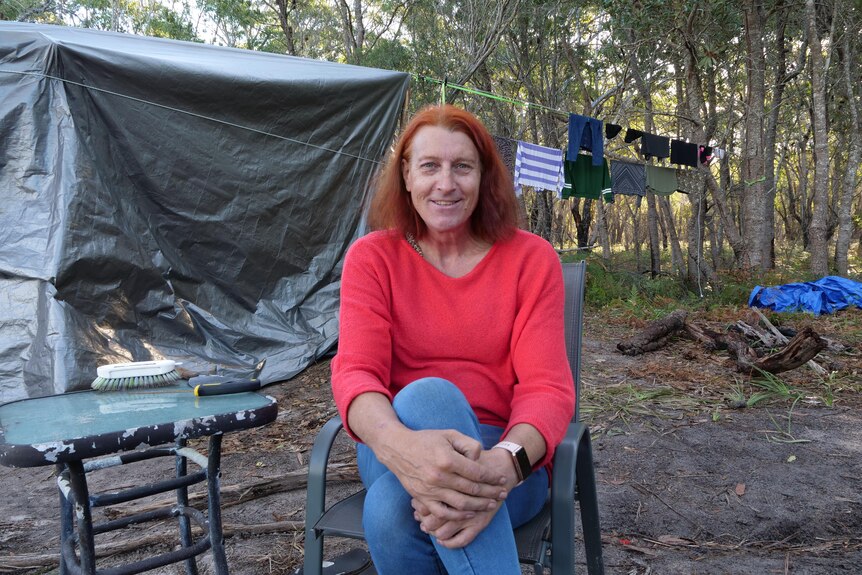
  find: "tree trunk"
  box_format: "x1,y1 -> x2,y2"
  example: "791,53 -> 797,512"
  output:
835,17 -> 861,275
626,25 -> 660,275
660,196 -> 684,275
763,1 -> 802,269
726,326 -> 827,375
646,191 -> 661,277
741,0 -> 767,269
627,198 -> 643,272
797,133 -> 812,248
273,0 -> 298,55
686,188 -> 706,286
680,17 -> 744,265
805,0 -> 831,275
596,200 -> 612,259
578,199 -> 593,247
335,0 -> 365,65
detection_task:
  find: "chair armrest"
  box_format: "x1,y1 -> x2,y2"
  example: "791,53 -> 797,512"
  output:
306,416 -> 345,528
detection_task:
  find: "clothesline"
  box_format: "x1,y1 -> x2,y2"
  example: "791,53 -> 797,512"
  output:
411,73 -> 724,168
412,74 -> 568,118
410,74 -> 712,295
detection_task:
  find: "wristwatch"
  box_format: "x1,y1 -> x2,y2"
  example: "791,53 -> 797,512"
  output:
493,441 -> 532,483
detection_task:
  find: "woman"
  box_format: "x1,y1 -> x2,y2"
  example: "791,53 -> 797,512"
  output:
331,105 -> 575,574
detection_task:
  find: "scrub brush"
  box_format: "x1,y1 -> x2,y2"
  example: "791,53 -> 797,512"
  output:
91,360 -> 183,391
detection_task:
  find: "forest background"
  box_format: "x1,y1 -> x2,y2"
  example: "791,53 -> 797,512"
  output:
4,0 -> 862,288
4,3 -> 862,573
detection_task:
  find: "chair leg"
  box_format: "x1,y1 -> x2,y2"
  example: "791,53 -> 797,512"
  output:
57,464 -> 73,575
576,434 -> 604,575
301,530 -> 324,575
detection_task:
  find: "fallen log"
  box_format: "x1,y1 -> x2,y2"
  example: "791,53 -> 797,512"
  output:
617,310 -> 688,355
683,322 -> 726,351
747,326 -> 827,375
616,309 -> 829,377
719,325 -> 826,375
717,330 -> 760,372
0,520 -> 304,572
751,308 -> 829,376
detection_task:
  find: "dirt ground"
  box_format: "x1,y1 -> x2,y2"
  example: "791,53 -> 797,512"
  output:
1,307 -> 861,575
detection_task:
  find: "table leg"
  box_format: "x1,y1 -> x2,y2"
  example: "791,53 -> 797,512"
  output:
66,459 -> 97,574
175,438 -> 200,575
57,463 -> 73,575
207,434 -> 229,575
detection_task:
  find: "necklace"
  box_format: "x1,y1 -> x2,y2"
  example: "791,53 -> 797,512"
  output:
405,232 -> 424,258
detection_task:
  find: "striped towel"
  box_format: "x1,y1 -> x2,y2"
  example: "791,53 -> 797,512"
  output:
514,141 -> 564,195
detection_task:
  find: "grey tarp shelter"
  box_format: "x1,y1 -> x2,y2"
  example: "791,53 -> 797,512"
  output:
0,23 -> 410,402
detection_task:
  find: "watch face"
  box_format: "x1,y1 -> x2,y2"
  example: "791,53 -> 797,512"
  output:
512,446 -> 531,480
495,441 -> 531,481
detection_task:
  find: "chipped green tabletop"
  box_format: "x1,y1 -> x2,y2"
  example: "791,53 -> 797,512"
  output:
0,384 -> 278,467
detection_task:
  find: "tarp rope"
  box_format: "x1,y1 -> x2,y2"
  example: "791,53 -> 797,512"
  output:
413,74 -> 569,119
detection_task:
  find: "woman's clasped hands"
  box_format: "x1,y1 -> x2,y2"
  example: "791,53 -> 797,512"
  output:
375,426 -> 521,549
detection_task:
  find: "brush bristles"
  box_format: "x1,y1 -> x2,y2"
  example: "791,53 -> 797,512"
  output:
91,369 -> 181,391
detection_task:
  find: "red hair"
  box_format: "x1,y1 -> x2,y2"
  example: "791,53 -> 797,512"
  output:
368,104 -> 519,243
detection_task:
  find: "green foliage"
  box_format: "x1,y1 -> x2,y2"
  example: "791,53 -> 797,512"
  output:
0,0 -> 59,22
133,6 -> 199,42
362,38 -> 411,71
565,253 -> 698,317
572,243 -> 862,317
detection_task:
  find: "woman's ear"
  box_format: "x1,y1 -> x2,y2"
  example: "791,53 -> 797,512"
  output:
401,158 -> 411,192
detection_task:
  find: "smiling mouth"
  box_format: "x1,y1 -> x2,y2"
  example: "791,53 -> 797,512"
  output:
431,199 -> 461,206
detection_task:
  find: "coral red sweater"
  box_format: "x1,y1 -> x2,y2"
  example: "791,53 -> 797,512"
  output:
331,229 -> 575,468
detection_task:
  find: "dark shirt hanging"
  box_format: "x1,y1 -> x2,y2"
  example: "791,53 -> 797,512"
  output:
670,139 -> 698,167
624,129 -> 644,143
605,123 -> 622,140
641,133 -> 670,160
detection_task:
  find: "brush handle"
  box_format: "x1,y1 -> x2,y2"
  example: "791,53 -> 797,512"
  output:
193,379 -> 260,396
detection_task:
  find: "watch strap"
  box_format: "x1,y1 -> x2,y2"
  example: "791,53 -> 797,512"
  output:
493,440 -> 531,483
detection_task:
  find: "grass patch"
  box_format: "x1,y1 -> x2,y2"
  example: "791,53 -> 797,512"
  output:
580,379 -> 706,430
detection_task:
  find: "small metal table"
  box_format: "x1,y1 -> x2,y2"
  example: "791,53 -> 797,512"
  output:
0,384 -> 278,575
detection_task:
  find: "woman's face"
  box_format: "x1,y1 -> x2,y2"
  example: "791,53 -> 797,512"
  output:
401,125 -> 482,239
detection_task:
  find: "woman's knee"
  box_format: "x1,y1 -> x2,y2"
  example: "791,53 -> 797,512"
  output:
393,377 -> 463,409
392,378 -> 478,432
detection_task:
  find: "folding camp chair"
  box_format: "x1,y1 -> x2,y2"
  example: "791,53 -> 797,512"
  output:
299,260 -> 603,574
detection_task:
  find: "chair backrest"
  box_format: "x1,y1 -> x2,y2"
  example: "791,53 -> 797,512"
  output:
562,261 -> 586,423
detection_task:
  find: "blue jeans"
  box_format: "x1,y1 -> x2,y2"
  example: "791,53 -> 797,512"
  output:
356,377 -> 549,575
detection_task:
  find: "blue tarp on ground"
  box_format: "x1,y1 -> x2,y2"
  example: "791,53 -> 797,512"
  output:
748,276 -> 862,315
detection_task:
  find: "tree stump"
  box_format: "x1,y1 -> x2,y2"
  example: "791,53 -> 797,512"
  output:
743,326 -> 827,375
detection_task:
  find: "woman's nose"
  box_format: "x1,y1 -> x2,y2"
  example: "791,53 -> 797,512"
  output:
435,166 -> 456,190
